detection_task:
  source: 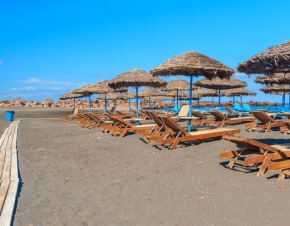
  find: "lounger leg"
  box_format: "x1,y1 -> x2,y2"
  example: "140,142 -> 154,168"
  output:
265,125 -> 271,133
277,170 -> 288,181
170,139 -> 180,150
119,128 -> 128,138
256,156 -> 271,177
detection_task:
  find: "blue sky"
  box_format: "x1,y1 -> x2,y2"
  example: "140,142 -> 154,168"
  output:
1,0 -> 290,103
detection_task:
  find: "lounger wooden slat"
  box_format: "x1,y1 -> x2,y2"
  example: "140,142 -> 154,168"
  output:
154,115 -> 240,150
247,111 -> 284,132
220,135 -> 290,178
209,110 -> 254,127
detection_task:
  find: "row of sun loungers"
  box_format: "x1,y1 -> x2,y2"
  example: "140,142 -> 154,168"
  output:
60,107 -> 290,180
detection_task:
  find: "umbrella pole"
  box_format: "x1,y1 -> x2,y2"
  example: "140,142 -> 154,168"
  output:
114,99 -> 117,114
212,96 -> 214,109
282,91 -> 285,111
176,90 -> 179,112
73,98 -> 75,108
240,96 -> 242,106
149,96 -> 151,110
89,95 -> 92,112
198,95 -> 200,110
233,95 -> 235,104
129,98 -> 131,113
136,87 -> 139,125
218,86 -> 221,110
188,75 -> 193,132
104,94 -> 107,113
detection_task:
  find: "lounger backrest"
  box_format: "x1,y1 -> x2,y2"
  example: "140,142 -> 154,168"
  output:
251,111 -> 276,124
160,115 -> 190,136
109,115 -> 133,127
91,114 -> 105,123
178,105 -> 189,117
147,111 -> 163,128
233,103 -> 242,111
192,111 -> 207,119
224,106 -> 236,114
243,104 -> 251,111
209,110 -> 229,121
223,135 -> 280,153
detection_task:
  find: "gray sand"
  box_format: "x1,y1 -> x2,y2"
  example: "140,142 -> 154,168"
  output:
0,107 -> 289,226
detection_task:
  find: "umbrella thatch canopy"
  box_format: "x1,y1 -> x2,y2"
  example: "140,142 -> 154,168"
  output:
160,78 -> 190,91
254,73 -> 290,85
260,84 -> 290,94
98,92 -> 119,100
221,88 -> 257,97
118,91 -> 136,99
237,40 -> 290,75
194,88 -> 218,97
138,88 -> 162,97
73,80 -> 127,94
59,90 -> 86,100
108,68 -> 167,89
193,77 -> 247,89
150,51 -> 234,78
194,77 -> 247,109
72,84 -> 94,95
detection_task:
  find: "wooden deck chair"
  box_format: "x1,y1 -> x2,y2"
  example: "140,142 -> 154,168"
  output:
82,113 -> 114,128
219,135 -> 290,177
268,156 -> 290,180
115,110 -> 135,118
156,115 -> 240,150
171,105 -> 189,119
102,115 -> 156,138
246,111 -> 284,132
209,110 -> 255,127
138,111 -> 174,141
130,109 -> 149,119
191,111 -> 215,125
223,106 -> 243,117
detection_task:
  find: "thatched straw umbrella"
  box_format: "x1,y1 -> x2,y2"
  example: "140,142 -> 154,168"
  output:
59,89 -> 87,109
108,68 -> 167,121
255,73 -> 290,109
160,78 -> 190,111
194,77 -> 247,109
237,40 -> 290,75
194,88 -> 218,109
221,88 -> 256,105
73,80 -> 127,112
138,88 -> 162,110
260,84 -> 290,110
150,51 -> 234,131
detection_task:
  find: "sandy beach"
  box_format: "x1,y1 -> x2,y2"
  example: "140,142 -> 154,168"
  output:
0,107 -> 289,226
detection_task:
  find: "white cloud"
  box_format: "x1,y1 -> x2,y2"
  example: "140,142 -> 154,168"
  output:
15,77 -> 71,85
0,60 -> 3,65
10,86 -> 36,91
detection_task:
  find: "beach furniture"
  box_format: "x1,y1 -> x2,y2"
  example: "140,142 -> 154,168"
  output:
101,115 -> 156,138
223,106 -> 243,117
191,111 -> 215,125
155,115 -> 240,150
242,103 -> 252,111
219,135 -> 290,178
233,103 -> 246,112
115,110 -> 135,118
268,157 -> 290,180
246,111 -> 284,132
171,105 -> 189,119
138,111 -> 172,140
209,110 -> 255,127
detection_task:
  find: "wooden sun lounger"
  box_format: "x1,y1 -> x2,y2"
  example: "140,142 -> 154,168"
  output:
209,110 -> 255,127
102,115 -> 156,138
191,111 -> 215,125
154,115 -> 240,150
219,135 -> 290,178
171,105 -> 189,120
246,111 -> 284,132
